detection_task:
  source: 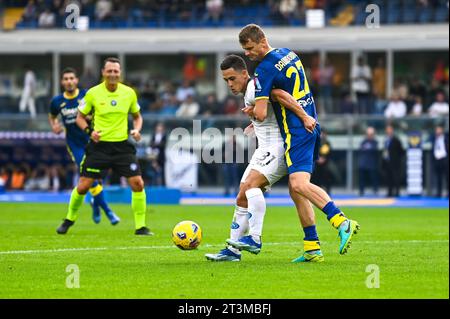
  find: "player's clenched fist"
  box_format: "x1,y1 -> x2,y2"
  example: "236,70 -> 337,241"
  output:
91,130 -> 101,143
130,129 -> 141,142
52,122 -> 63,134
303,115 -> 317,134
241,105 -> 255,118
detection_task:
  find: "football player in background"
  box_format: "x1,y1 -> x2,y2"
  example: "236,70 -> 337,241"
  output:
49,68 -> 119,229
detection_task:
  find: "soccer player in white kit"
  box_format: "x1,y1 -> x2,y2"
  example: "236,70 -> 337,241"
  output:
205,55 -> 317,262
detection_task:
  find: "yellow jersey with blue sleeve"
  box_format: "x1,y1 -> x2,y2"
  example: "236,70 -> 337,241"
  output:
254,48 -> 321,174
78,82 -> 140,142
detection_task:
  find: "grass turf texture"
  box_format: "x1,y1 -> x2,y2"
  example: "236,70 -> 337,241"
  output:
0,203 -> 448,299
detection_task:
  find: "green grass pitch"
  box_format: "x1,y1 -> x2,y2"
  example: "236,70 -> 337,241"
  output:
0,202 -> 448,299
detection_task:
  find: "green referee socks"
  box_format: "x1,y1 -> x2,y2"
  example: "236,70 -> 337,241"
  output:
132,190 -> 147,229
66,187 -> 86,222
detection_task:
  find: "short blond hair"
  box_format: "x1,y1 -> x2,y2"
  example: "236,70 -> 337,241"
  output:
239,24 -> 266,45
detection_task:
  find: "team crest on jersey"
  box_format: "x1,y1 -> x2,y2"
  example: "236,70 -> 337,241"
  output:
111,100 -> 117,106
60,102 -> 66,108
130,163 -> 137,171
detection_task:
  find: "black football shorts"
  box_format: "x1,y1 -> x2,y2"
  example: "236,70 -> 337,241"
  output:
80,140 -> 142,179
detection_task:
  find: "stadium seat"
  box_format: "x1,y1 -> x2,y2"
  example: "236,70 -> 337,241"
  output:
99,21 -> 114,29
387,0 -> 401,10
15,19 -> 37,29
233,7 -> 248,18
146,21 -> 158,28
387,0 -> 401,24
289,18 -> 301,26
353,3 -> 367,25
402,4 -> 417,24
2,7 -> 25,30
387,8 -> 401,24
329,5 -> 355,26
418,7 -> 432,23
115,20 -> 129,28
434,4 -> 449,22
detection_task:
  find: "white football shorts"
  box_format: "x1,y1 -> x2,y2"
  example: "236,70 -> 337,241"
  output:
240,143 -> 287,188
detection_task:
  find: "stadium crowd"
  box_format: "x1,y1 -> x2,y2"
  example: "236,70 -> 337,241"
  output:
4,53 -> 448,119
0,1 -> 448,197
0,54 -> 448,196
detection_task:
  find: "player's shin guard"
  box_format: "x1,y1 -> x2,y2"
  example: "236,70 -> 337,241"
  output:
67,187 -> 85,221
90,183 -> 112,213
246,188 -> 266,242
132,190 -> 146,229
323,201 -> 347,229
230,206 -> 249,241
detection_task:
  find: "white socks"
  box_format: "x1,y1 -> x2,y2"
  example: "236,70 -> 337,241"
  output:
228,205 -> 249,254
246,188 -> 266,243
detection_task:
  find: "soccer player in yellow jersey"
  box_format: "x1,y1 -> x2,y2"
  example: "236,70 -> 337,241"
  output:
56,57 -> 151,235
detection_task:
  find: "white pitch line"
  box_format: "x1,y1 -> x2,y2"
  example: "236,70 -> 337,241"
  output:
0,240 -> 448,255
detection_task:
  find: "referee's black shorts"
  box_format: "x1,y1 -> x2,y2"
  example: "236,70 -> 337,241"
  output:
80,140 -> 142,179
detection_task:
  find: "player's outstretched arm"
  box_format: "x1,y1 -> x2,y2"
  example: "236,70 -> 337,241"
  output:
130,112 -> 142,142
271,89 -> 316,133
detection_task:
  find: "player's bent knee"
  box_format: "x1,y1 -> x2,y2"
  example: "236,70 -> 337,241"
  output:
77,177 -> 95,194
76,187 -> 89,195
77,182 -> 92,195
129,177 -> 144,192
290,182 -> 308,196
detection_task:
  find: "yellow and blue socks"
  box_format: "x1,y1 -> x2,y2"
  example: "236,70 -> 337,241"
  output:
67,187 -> 86,222
303,225 -> 321,253
322,201 -> 348,229
90,182 -> 112,213
132,190 -> 147,229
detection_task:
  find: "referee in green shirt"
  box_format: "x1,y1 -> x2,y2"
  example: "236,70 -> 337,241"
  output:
57,57 -> 151,235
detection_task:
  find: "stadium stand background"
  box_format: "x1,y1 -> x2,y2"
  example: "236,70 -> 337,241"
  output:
0,0 -> 448,197
1,0 -> 449,29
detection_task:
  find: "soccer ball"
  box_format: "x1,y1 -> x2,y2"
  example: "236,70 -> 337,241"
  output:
172,221 -> 202,250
